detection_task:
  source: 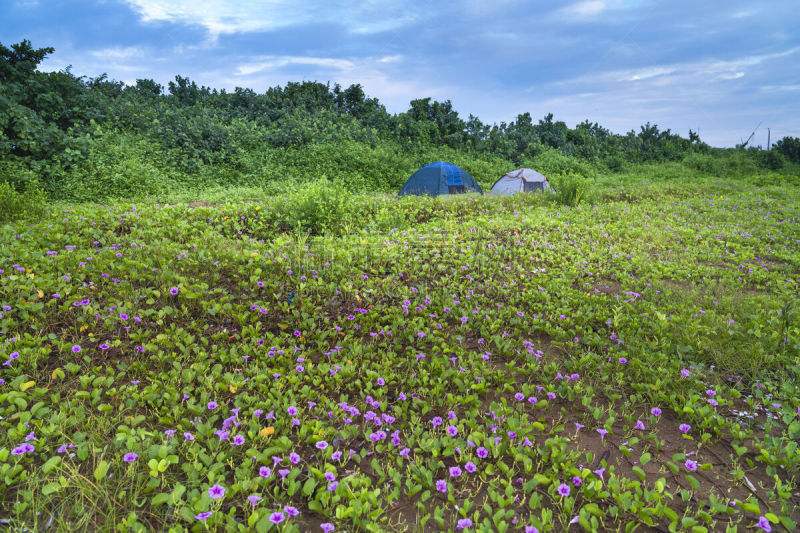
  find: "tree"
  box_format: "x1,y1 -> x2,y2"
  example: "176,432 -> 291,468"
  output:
774,137 -> 800,164
134,78 -> 163,96
0,39 -> 54,83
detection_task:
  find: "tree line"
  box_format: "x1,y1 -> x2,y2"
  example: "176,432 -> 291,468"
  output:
1,40 -> 798,200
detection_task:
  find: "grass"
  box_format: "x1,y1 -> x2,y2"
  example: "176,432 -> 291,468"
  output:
0,179 -> 799,532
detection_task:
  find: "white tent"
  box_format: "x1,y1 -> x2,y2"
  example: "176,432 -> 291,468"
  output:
489,168 -> 549,195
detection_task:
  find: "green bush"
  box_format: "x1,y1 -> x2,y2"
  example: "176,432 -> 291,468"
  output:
549,172 -> 593,207
0,157 -> 39,191
277,180 -> 352,235
59,131 -> 180,201
682,152 -> 723,175
0,181 -> 46,224
526,148 -> 597,180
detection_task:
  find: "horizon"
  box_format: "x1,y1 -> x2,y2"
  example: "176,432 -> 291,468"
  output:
3,0 -> 799,148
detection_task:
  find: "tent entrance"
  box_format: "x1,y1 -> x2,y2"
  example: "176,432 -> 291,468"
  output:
444,166 -> 463,186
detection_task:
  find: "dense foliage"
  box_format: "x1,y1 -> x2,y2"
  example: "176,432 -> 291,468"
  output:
1,40 -> 798,204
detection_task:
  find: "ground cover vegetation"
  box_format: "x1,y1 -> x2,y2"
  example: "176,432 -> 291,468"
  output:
1,181 -> 800,532
1,39 -> 800,532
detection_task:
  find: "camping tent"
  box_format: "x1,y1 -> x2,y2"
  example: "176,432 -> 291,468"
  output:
489,168 -> 549,195
399,161 -> 483,196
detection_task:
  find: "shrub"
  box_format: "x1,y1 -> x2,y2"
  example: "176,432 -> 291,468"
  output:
549,172 -> 593,207
526,148 -> 596,180
277,179 -> 352,235
0,181 -> 46,224
682,152 -> 723,175
754,149 -> 786,171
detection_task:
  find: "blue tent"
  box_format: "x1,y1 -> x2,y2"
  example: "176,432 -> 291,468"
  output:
399,161 -> 483,196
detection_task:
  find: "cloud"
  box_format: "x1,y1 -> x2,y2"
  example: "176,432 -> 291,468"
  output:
717,72 -> 745,80
121,0 -> 417,36
89,46 -> 145,60
235,56 -> 356,76
559,1 -> 608,17
566,46 -> 800,87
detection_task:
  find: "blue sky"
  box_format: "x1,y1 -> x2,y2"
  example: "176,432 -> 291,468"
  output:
3,0 -> 799,147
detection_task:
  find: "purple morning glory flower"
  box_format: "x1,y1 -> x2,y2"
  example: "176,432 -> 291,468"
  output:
284,506 -> 299,517
457,518 -> 473,530
208,484 -> 226,499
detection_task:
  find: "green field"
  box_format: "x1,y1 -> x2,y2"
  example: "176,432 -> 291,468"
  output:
1,178 -> 799,532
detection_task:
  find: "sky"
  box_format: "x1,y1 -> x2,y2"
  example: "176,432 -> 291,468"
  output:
3,0 -> 799,147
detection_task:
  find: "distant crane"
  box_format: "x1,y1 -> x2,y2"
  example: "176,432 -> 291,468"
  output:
736,122 -> 761,149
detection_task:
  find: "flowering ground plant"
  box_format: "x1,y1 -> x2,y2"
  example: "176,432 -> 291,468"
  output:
0,180 -> 798,531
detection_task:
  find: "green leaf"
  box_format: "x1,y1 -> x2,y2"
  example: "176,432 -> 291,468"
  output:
93,460 -> 109,483
302,478 -> 318,497
42,456 -> 61,474
151,493 -> 170,506
739,502 -> 760,514
42,482 -> 61,496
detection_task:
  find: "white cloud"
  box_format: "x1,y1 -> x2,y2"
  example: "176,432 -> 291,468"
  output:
718,72 -> 745,80
760,84 -> 800,93
729,9 -> 757,19
89,46 -> 145,60
236,56 -> 356,76
627,66 -> 676,81
559,0 -> 607,17
567,46 -> 800,88
122,0 -> 417,36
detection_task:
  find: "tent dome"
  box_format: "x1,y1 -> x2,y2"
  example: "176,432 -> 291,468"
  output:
489,168 -> 549,195
399,161 -> 483,196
